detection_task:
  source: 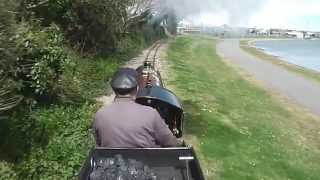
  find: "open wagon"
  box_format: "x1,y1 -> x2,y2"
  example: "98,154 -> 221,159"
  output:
79,86 -> 204,180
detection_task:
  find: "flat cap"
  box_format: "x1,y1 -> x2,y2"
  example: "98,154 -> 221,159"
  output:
111,68 -> 138,94
116,68 -> 139,80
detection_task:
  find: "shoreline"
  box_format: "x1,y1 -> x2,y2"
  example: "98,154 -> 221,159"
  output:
240,39 -> 320,83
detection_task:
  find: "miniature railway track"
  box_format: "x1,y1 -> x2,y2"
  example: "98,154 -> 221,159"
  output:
143,41 -> 165,87
145,41 -> 162,69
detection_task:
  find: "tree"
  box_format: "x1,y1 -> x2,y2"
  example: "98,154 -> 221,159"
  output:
125,0 -> 153,32
0,1 -> 23,114
17,0 -> 177,54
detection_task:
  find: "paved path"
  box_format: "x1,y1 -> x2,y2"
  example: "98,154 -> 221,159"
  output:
217,39 -> 320,116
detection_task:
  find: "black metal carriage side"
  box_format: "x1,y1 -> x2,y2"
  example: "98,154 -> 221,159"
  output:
135,86 -> 184,138
79,147 -> 205,180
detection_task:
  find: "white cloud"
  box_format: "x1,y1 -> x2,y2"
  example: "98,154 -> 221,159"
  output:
156,0 -> 265,26
249,0 -> 320,31
169,0 -> 320,31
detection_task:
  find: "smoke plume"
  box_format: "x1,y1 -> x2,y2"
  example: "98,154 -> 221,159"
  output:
153,0 -> 265,26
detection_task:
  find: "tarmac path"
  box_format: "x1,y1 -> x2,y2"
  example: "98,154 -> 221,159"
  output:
217,39 -> 320,116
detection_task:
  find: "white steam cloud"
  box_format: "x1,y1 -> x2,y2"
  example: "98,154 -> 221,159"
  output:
153,0 -> 265,26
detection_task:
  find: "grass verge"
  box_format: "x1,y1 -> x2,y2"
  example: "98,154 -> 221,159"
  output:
240,40 -> 320,83
166,36 -> 320,180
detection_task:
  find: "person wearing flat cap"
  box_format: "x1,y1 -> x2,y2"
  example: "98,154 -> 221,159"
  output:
93,68 -> 179,148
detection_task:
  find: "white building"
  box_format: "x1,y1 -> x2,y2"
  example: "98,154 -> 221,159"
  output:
177,20 -> 201,34
286,31 -> 305,39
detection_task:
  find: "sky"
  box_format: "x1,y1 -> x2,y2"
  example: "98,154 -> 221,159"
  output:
248,0 -> 320,31
156,0 -> 320,31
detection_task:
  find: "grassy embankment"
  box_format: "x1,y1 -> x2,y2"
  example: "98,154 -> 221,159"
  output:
240,40 -> 320,83
166,36 -> 320,180
0,52 -> 135,179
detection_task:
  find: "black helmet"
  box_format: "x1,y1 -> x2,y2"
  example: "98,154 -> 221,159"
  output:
111,68 -> 138,95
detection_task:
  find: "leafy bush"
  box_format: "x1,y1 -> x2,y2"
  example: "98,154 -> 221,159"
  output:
141,24 -> 166,45
14,23 -> 71,103
116,34 -> 146,55
0,53 -> 123,179
19,0 -> 173,54
0,161 -> 17,179
21,0 -> 130,54
0,1 -> 23,114
2,103 -> 96,179
62,55 -> 120,100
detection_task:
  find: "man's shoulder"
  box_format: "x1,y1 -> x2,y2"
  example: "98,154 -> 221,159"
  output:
133,102 -> 153,110
96,101 -> 157,115
129,101 -> 158,115
95,104 -> 116,117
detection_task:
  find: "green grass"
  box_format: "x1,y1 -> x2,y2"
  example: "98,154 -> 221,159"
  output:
240,40 -> 320,83
167,36 -> 320,180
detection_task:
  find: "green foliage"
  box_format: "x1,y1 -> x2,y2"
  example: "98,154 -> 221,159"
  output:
20,0 -> 73,26
0,161 -> 17,179
0,1 -> 24,113
116,34 -> 146,55
21,0 -> 131,53
0,53 -> 124,178
141,24 -> 166,45
14,23 -> 71,103
0,103 -> 96,179
68,0 -> 129,53
67,55 -> 121,100
19,0 -> 173,54
15,104 -> 96,179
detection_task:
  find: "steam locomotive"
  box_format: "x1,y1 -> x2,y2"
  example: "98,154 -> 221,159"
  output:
79,45 -> 205,180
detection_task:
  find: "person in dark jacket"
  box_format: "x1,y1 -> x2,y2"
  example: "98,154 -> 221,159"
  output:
93,68 -> 179,148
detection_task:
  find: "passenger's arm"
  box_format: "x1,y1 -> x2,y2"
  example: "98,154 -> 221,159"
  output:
153,112 -> 179,147
93,119 -> 102,147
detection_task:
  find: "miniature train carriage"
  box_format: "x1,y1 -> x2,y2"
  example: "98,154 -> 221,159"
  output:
79,88 -> 204,180
136,61 -> 164,89
135,60 -> 184,137
135,86 -> 184,138
78,85 -> 205,180
79,58 -> 204,180
79,147 -> 205,180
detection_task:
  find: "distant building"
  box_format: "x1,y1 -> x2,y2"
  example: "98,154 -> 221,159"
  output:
246,27 -> 320,39
305,32 -> 320,39
314,32 -> 320,38
257,29 -> 269,36
269,29 -> 289,37
177,20 -> 201,34
247,28 -> 269,37
269,29 -> 280,36
177,26 -> 201,34
286,31 -> 305,39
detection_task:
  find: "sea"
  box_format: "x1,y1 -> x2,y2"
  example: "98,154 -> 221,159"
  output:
253,40 -> 320,72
